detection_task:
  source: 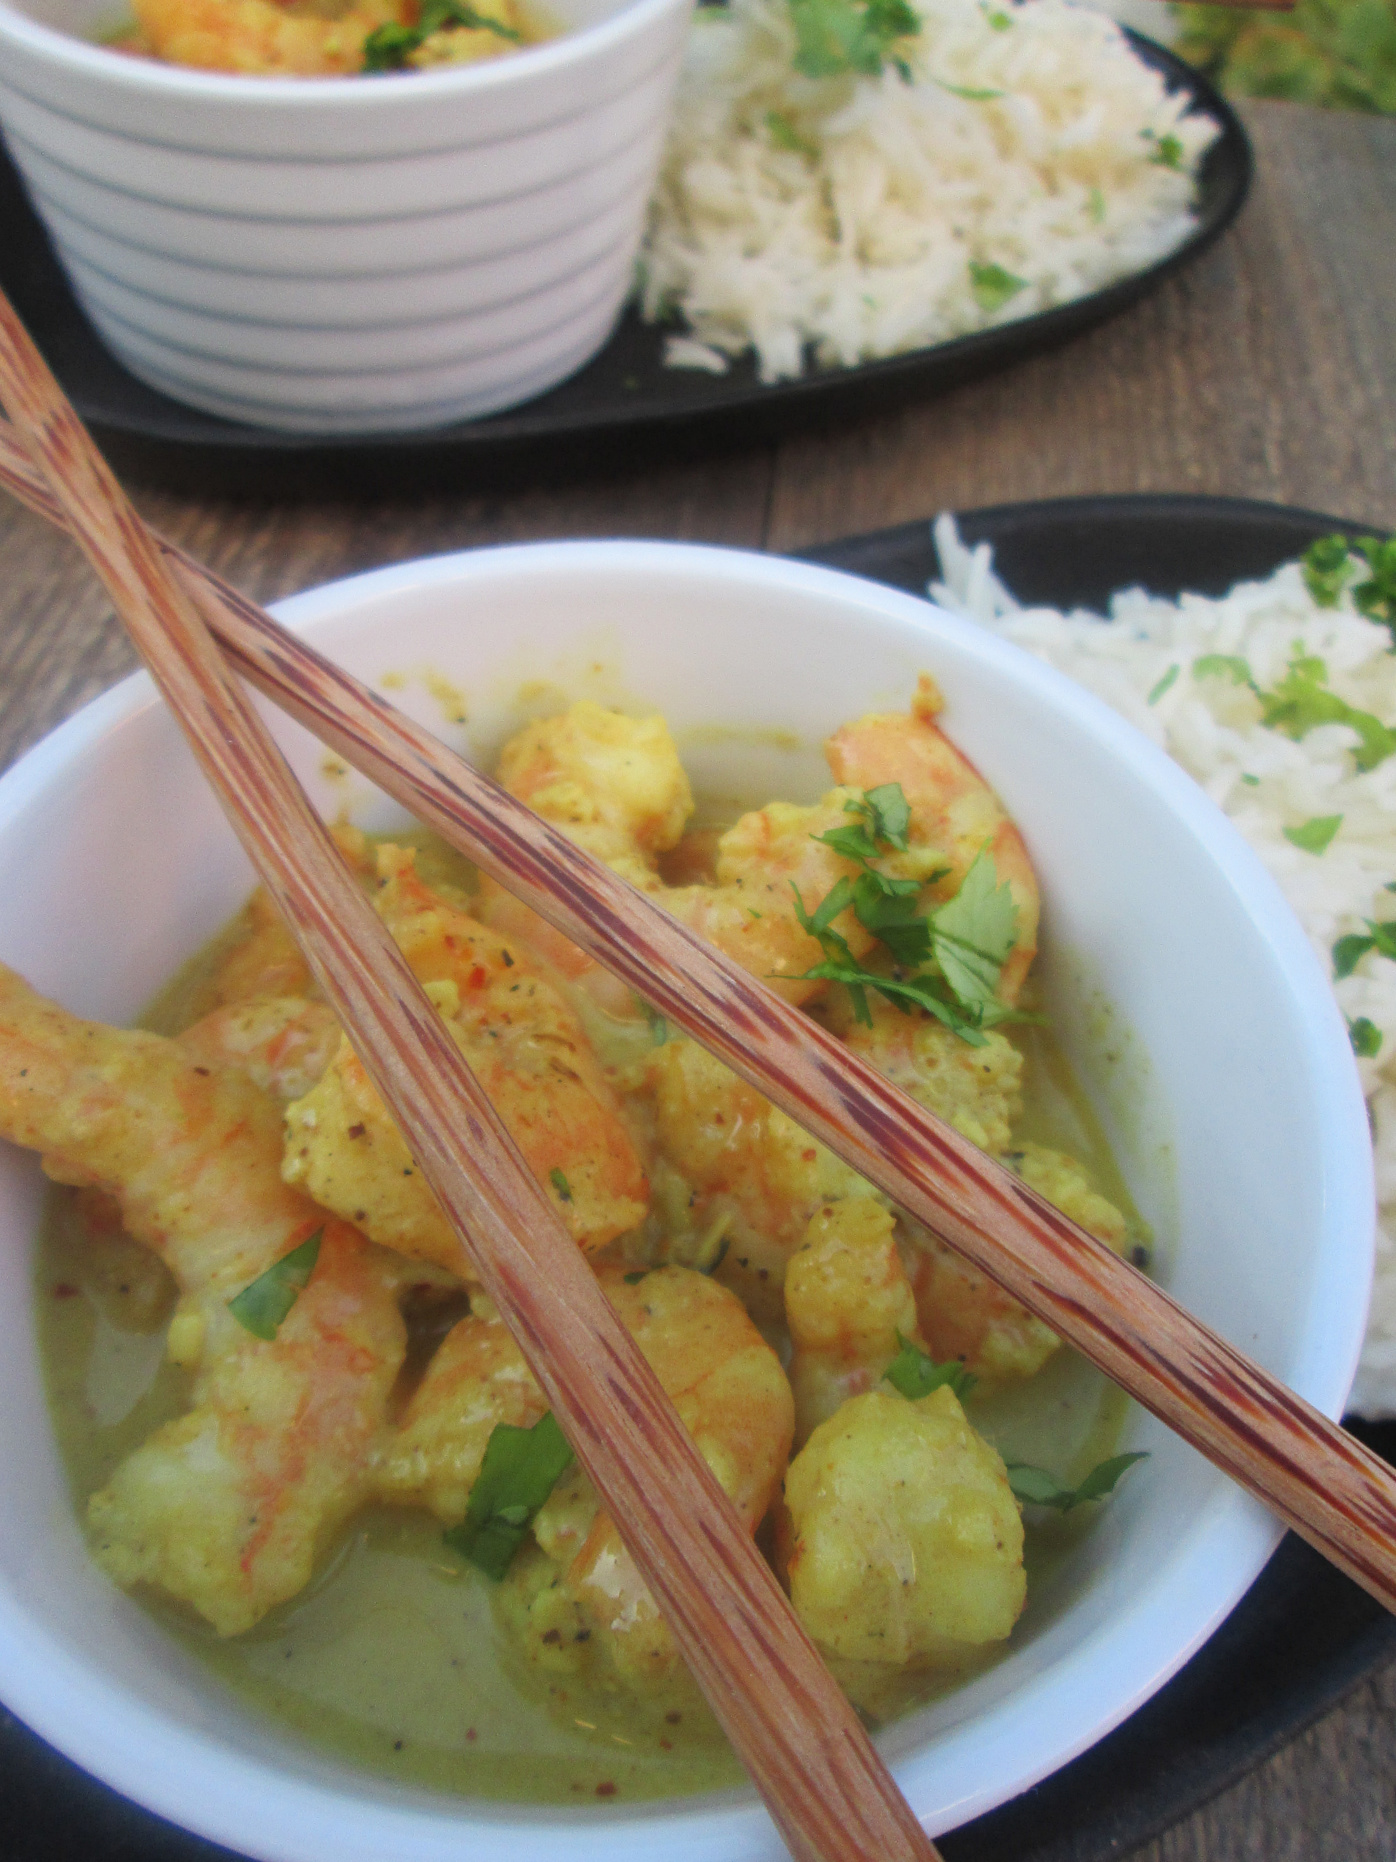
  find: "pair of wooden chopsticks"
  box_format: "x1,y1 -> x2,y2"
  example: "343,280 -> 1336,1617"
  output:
1,288 -> 1394,1843
0,302 -> 938,1860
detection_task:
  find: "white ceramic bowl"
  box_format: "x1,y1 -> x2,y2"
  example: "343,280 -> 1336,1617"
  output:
0,541 -> 1373,1861
0,0 -> 691,431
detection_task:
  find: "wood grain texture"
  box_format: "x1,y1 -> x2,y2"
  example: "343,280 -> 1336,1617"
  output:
1,94 -> 1395,1862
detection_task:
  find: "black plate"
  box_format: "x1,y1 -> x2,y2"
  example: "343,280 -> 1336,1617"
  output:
3,491 -> 1393,1862
0,35 -> 1251,498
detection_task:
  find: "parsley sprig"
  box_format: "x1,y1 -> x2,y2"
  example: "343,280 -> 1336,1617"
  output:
363,0 -> 520,72
444,1411 -> 575,1580
788,0 -> 921,79
791,783 -> 1022,1045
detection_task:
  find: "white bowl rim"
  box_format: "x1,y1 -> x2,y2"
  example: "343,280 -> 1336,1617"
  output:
0,535 -> 1374,1861
0,0 -> 686,106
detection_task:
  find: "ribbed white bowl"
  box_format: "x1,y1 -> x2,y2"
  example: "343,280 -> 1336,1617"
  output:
0,0 -> 691,431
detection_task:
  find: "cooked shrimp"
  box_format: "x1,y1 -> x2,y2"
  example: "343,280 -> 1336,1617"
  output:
0,961 -> 405,1635
488,703 -> 904,1008
131,0 -> 401,75
282,845 -> 649,1270
905,1143 -> 1130,1386
661,791 -> 885,1005
782,1384 -> 1025,1666
822,991 -> 1023,1156
825,673 -> 1041,1003
784,1199 -> 921,1445
179,996 -> 341,1103
204,886 -> 316,1009
375,1290 -> 547,1522
494,701 -> 695,890
381,1263 -> 794,1693
645,1035 -> 875,1320
524,1264 -> 793,1692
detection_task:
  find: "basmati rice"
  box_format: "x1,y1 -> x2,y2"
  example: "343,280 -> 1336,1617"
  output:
930,512 -> 1396,1418
640,0 -> 1218,382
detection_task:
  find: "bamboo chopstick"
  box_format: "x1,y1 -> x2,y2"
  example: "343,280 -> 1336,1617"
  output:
0,303 -> 945,1862
3,420 -> 1393,1616
2,416 -> 1395,1614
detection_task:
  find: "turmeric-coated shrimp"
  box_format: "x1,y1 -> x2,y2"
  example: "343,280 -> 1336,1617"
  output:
282,845 -> 649,1270
645,1035 -> 875,1320
784,1199 -> 921,1445
821,991 -> 1023,1157
904,1143 -> 1130,1386
782,1384 -> 1025,1666
486,703 -> 902,1008
179,996 -> 341,1103
126,0 -> 520,75
380,1264 -> 794,1693
0,962 -> 405,1635
825,673 -> 1040,1003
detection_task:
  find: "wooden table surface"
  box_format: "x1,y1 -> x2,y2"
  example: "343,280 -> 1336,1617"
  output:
2,92 -> 1395,1862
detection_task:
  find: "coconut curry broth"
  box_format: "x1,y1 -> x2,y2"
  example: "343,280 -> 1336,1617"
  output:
35,810 -> 1142,1804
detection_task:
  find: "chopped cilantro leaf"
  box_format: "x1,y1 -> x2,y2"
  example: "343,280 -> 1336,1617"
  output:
969,260 -> 1028,315
1349,1016 -> 1383,1058
791,875 -> 870,1024
1007,1451 -> 1147,1512
928,848 -> 1018,1011
839,781 -> 913,852
1241,773 -> 1260,786
362,20 -> 420,67
227,1229 -> 322,1341
623,1269 -> 649,1285
1193,654 -> 1256,687
1148,664 -> 1180,705
1332,919 -> 1396,977
818,821 -> 887,866
1087,186 -> 1105,224
766,109 -> 819,157
793,845 -> 1024,1044
635,998 -> 668,1046
362,0 -> 518,68
444,1411 -> 574,1580
884,1332 -> 977,1401
1260,652 -> 1396,772
1302,534 -> 1357,608
852,873 -> 931,967
1334,932 -> 1375,978
1352,535 -> 1396,636
935,77 -> 1004,98
787,0 -> 921,78
1283,814 -> 1343,855
1145,130 -> 1185,169
549,1167 -> 573,1203
986,6 -> 1012,25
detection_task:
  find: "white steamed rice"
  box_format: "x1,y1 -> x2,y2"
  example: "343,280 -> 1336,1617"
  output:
640,0 -> 1218,382
930,513 -> 1396,1417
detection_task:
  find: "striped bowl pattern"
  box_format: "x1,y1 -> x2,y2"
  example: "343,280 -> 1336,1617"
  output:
0,0 -> 692,431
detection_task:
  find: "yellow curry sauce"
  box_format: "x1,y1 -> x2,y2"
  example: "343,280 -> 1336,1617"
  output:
35,815 -> 1138,1806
